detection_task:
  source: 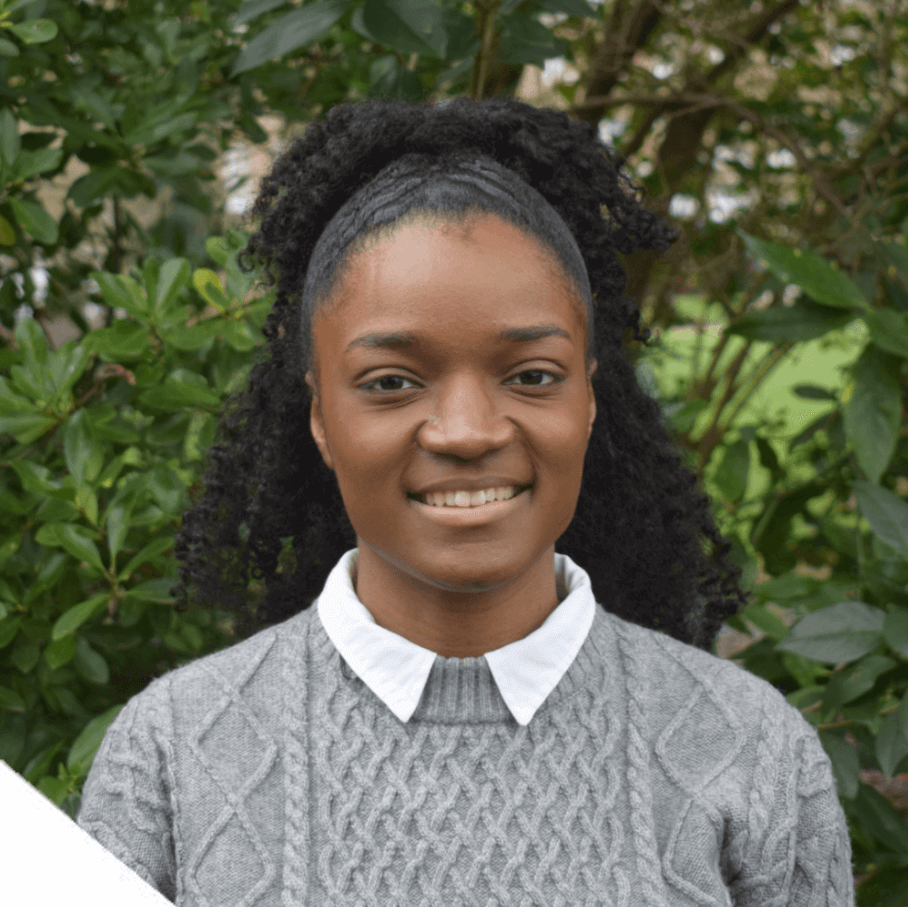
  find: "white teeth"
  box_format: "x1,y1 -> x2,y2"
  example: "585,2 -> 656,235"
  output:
421,485 -> 523,507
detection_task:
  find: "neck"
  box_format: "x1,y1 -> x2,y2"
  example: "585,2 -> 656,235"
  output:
353,544 -> 560,658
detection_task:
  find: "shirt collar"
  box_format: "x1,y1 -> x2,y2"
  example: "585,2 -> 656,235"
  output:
317,548 -> 596,726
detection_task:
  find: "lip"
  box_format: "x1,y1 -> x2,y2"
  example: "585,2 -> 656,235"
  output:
409,478 -> 533,496
408,485 -> 531,524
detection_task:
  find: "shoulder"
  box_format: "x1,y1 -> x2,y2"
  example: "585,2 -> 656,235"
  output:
603,609 -> 819,758
125,606 -> 320,724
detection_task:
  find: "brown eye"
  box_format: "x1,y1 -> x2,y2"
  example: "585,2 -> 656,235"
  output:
362,375 -> 417,392
509,370 -> 561,387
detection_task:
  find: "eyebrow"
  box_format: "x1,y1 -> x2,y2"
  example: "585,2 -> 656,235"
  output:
345,324 -> 573,353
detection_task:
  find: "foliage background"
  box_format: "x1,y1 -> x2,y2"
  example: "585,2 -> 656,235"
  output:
1,0 -> 907,901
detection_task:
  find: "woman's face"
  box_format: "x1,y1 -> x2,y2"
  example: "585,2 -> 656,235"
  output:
305,213 -> 596,598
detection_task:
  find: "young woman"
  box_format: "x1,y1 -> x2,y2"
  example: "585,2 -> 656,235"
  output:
77,96 -> 854,905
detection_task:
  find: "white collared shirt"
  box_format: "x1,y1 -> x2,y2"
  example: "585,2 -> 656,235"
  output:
317,548 -> 597,726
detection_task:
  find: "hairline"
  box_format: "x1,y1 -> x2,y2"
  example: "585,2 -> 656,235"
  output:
305,208 -> 594,396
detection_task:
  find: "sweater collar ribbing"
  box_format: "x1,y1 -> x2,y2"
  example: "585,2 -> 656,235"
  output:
316,548 -> 597,725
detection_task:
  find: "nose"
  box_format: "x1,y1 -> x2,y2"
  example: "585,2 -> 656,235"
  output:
418,373 -> 514,458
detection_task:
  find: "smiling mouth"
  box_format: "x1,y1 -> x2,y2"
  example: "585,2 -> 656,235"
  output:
407,485 -> 533,508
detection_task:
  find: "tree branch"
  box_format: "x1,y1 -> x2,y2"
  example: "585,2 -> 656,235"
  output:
719,97 -> 848,216
721,343 -> 793,432
573,0 -> 662,127
470,0 -> 502,102
694,340 -> 752,476
700,0 -> 798,86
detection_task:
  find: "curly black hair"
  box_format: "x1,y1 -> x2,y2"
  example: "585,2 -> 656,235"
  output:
170,95 -> 751,651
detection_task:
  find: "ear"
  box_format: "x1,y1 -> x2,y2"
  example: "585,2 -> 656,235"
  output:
587,359 -> 597,439
305,370 -> 334,472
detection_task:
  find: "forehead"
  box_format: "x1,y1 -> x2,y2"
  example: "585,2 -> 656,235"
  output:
316,214 -> 586,343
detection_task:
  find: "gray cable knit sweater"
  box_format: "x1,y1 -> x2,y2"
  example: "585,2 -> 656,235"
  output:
76,599 -> 855,906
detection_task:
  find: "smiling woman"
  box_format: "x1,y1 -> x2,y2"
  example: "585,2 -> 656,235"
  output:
304,214 -> 597,656
76,96 -> 854,905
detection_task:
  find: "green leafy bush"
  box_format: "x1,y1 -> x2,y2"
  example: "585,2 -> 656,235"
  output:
2,0 -> 907,898
0,231 -> 272,815
671,229 -> 908,899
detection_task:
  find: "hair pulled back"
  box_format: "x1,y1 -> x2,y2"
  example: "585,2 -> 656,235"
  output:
170,95 -> 751,651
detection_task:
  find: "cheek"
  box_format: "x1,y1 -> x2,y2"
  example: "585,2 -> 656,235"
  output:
328,405 -> 406,493
544,400 -> 592,468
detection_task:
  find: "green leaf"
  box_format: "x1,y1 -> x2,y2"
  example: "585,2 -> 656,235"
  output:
141,256 -> 161,311
44,633 -> 76,670
899,690 -> 908,742
36,523 -> 105,574
159,319 -> 222,351
73,636 -> 109,685
125,577 -> 176,603
856,867 -> 908,907
105,501 -> 132,563
49,340 -> 89,396
0,213 -> 14,244
67,166 -> 121,208
712,436 -> 750,502
137,371 -> 220,409
11,146 -> 64,182
11,636 -> 40,673
781,651 -> 828,688
74,481 -> 99,526
146,465 -> 186,515
23,740 -> 64,784
823,655 -> 896,709
118,534 -> 174,580
776,600 -> 885,664
877,707 -> 908,780
90,272 -> 148,319
51,593 -> 107,640
739,601 -> 789,640
0,411 -> 57,443
14,314 -> 48,364
220,319 -> 259,351
886,607 -> 908,658
0,615 -> 20,649
738,232 -> 867,309
9,460 -> 68,499
0,107 -> 20,167
67,704 -> 123,772
842,348 -> 901,483
152,257 -> 191,313
361,0 -> 446,58
0,685 -> 26,712
819,732 -> 859,799
193,268 -> 230,309
662,398 -> 708,433
499,12 -> 568,66
0,36 -> 19,56
8,196 -> 58,244
9,19 -> 58,44
62,409 -> 104,487
724,299 -> 856,343
232,0 -> 290,27
370,50 -> 415,101
230,0 -> 351,75
852,481 -> 908,559
70,85 -> 119,130
82,320 -> 150,362
853,782 -> 908,855
864,307 -> 908,359
791,384 -> 837,401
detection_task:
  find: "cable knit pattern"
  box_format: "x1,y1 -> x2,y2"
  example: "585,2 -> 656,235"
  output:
77,601 -> 855,906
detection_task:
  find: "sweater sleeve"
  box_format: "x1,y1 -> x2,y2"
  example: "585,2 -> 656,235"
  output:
729,694 -> 855,907
76,678 -> 177,904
